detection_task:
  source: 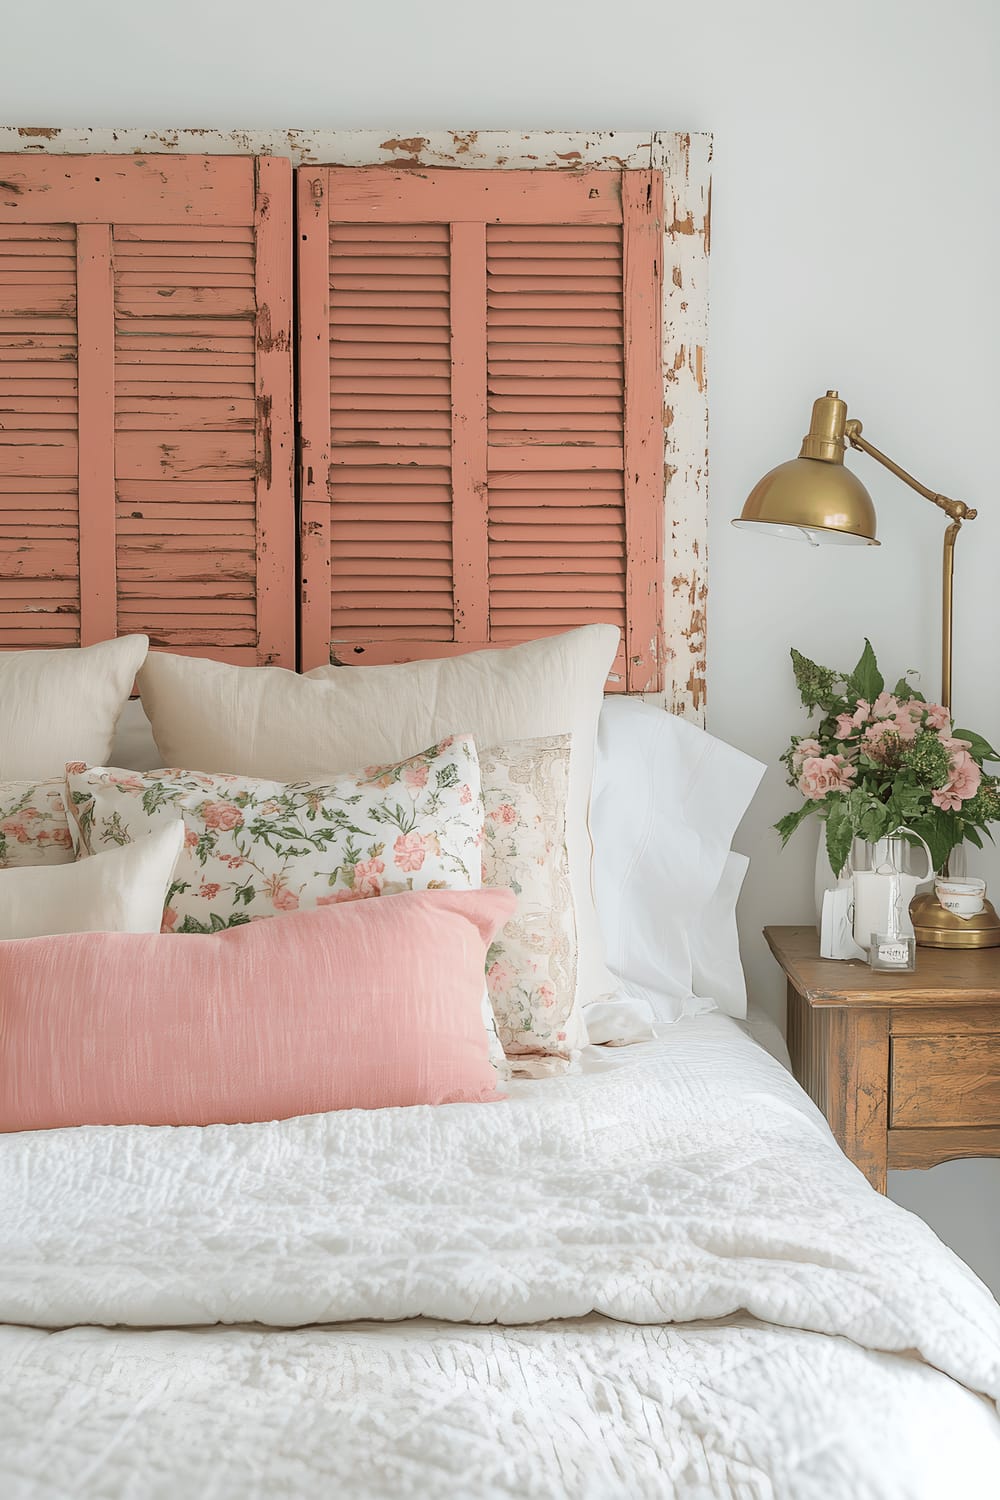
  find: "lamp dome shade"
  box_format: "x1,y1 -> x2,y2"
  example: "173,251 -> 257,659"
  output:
733,457 -> 879,546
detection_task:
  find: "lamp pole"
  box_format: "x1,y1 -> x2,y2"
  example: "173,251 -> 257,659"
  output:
844,421 -> 976,712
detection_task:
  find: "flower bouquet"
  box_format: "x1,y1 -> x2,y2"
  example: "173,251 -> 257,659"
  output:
777,640 -> 1000,875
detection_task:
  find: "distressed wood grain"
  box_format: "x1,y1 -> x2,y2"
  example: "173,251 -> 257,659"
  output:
771,925 -> 1000,1191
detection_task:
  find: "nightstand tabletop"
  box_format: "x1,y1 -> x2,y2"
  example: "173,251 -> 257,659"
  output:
764,925 -> 1000,1007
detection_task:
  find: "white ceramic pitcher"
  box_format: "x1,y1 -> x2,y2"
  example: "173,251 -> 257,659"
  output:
849,829 -> 933,951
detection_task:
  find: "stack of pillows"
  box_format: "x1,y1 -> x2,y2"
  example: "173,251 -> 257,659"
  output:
0,627 -> 766,1133
0,627 -> 626,1130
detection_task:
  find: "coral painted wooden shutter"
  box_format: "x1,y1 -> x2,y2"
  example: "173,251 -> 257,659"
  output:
298,167 -> 663,689
0,155 -> 294,663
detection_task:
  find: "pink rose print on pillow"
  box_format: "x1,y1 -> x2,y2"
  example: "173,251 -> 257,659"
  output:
489,802 -> 518,826
394,832 -> 427,872
352,856 -> 385,897
404,763 -> 429,791
200,801 -> 244,832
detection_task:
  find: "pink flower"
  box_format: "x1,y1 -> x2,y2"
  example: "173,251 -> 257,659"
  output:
889,709 -> 918,742
37,827 -> 72,848
798,754 -> 857,801
851,700 -> 871,728
487,960 -> 514,991
871,691 -> 899,719
834,715 -> 857,740
793,737 -> 825,764
538,982 -> 556,1008
489,802 -> 518,826
393,832 -> 427,872
862,720 -> 904,763
184,828 -> 199,848
65,761 -> 87,775
1,821 -> 29,843
403,763 -> 429,791
932,750 -> 982,811
199,882 -> 221,900
352,856 -> 385,897
316,890 -> 367,905
271,886 -> 299,912
459,784 -> 473,805
161,907 -> 178,931
925,703 -> 950,731
200,801 -> 243,831
109,773 -> 145,792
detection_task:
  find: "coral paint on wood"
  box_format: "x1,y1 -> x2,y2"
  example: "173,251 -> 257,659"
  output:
300,165 -> 665,691
0,154 -> 295,664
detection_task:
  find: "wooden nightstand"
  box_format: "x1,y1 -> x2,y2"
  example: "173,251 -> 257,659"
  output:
764,926 -> 1000,1192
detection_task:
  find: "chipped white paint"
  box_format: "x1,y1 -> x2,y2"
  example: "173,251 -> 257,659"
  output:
0,127 -> 660,170
656,131 -> 711,721
0,126 -> 711,720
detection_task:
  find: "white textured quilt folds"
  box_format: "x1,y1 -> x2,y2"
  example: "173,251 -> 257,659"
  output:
2,1016 -> 999,1498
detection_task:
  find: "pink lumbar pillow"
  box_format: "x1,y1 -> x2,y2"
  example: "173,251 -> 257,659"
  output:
0,888 -> 515,1132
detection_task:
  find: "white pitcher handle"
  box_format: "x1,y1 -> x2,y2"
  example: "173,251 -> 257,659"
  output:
891,826 -> 934,882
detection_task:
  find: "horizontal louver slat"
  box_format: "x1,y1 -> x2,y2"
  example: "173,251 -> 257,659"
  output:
113,225 -> 260,650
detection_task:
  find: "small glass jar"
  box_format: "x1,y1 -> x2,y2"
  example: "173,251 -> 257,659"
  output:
868,932 -> 916,971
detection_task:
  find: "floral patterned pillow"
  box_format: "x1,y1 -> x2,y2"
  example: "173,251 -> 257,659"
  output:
0,779 -> 74,868
65,737 -> 483,934
479,735 -> 577,1075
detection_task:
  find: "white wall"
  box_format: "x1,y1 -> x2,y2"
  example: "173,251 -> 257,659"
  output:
5,0 -> 998,1290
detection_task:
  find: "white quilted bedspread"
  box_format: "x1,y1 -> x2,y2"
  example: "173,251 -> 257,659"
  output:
2,1015 -> 999,1499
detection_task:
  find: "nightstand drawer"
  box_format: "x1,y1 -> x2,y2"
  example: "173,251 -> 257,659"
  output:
891,1035 -> 1000,1128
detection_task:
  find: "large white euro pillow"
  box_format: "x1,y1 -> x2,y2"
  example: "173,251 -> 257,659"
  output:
0,636 -> 149,780
591,696 -> 765,1025
137,626 -> 621,1025
0,823 -> 183,939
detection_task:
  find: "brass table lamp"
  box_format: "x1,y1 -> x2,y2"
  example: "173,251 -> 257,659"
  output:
734,390 -> 999,948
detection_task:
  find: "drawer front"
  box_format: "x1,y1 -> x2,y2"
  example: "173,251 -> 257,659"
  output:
891,1034 -> 1000,1128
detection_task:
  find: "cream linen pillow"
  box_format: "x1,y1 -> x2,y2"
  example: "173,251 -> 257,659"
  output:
0,823 -> 184,939
137,626 -> 619,1030
0,636 -> 149,780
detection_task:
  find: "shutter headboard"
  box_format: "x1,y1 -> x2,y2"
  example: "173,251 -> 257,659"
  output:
0,153 -> 295,664
0,130 -> 709,718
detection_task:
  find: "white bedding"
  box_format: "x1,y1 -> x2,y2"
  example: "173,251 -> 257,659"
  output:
3,1015 -> 1000,1498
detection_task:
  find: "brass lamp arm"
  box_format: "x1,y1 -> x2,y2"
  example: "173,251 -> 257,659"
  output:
845,418 -> 976,711
844,420 -> 977,526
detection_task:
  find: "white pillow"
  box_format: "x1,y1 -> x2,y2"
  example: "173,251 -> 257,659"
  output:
590,697 -> 765,1025
137,626 -> 620,1031
0,823 -> 183,939
0,636 -> 149,780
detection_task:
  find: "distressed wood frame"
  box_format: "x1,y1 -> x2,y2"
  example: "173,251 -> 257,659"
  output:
0,128 -> 710,720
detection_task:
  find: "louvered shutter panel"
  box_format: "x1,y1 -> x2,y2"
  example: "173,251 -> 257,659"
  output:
0,155 -> 294,663
298,168 -> 662,689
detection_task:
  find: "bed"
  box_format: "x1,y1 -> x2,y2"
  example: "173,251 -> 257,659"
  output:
1,134 -> 998,1499
3,1011 -> 999,1499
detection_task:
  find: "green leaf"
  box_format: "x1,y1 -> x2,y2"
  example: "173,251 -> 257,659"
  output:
953,729 -> 1000,764
825,799 -> 853,877
909,809 -> 958,873
774,801 -> 816,846
963,825 -> 984,850
846,639 -> 884,704
892,674 -> 925,703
